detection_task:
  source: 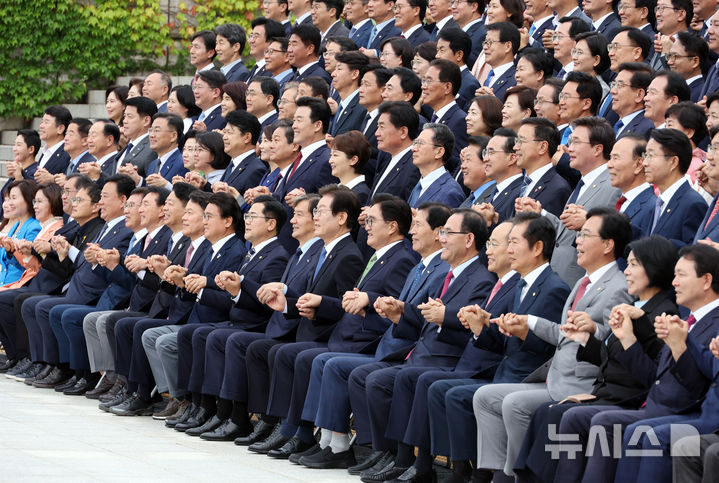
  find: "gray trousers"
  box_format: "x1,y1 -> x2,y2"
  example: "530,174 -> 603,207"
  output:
473,383 -> 551,476
673,433 -> 719,483
142,325 -> 181,397
82,310 -> 118,373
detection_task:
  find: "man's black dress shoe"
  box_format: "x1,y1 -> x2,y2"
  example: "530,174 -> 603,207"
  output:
348,450 -> 391,475
247,424 -> 287,454
174,407 -> 214,432
185,414 -> 223,436
63,376 -> 96,396
110,393 -> 154,416
360,461 -> 408,482
98,379 -> 125,402
234,420 -> 274,446
200,419 -> 250,441
54,375 -> 78,392
300,445 -> 357,469
6,357 -> 31,377
267,436 -> 315,459
387,466 -> 437,483
289,442 -> 321,464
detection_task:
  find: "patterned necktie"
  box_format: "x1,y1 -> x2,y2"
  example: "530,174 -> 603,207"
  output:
404,262 -> 425,300
430,113 -> 438,123
368,25 -> 378,46
519,175 -> 532,197
407,182 -> 423,207
287,153 -> 302,180
560,127 -> 572,146
439,270 -> 454,298
600,93 -> 613,118
357,253 -> 378,286
686,314 -> 697,329
705,200 -> 719,229
240,248 -> 255,271
570,276 -> 591,311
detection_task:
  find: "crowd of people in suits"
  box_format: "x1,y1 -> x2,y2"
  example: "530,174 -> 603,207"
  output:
3,0 -> 719,482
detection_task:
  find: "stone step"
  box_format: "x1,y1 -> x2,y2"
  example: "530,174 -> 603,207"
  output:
1,131 -> 17,145
88,89 -> 107,105
0,145 -> 13,163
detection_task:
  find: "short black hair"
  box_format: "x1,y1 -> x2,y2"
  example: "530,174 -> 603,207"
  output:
324,36 -> 359,52
521,117 -> 561,157
329,131 -> 371,174
573,32 -> 610,75
192,30 -> 217,57
197,70 -> 227,91
311,0 -> 345,18
105,174 -> 136,199
423,123 -> 455,164
614,26 -> 652,60
79,180 -> 103,205
392,67 -> 423,105
675,30 -> 708,67
558,16 -> 591,39
208,192 -> 245,234
617,62 -> 654,93
636,0 -> 657,25
251,17 -> 287,41
486,22 -> 520,55
649,128 -> 693,174
197,131 -> 231,170
125,96 -> 158,119
69,118 -> 93,137
318,184 -> 361,230
572,116 -> 615,160
453,208 -> 489,252
586,207 -> 632,260
652,71 -> 691,102
250,76 -> 281,110
16,129 -> 41,155
678,244 -> 719,293
371,194 -> 413,237
429,59 -> 462,96
152,112 -> 184,145
437,28 -> 473,67
215,23 -> 247,54
417,201 -> 452,229
95,119 -> 121,144
145,186 -> 170,206
517,48 -> 554,80
380,37 -> 414,68
291,24 -> 322,56
253,194 -> 287,234
512,212 -> 557,261
670,0 -> 693,28
378,101 -> 420,140
363,66 -> 393,87
44,105 -> 72,131
627,235 -> 678,291
493,127 -> 517,153
665,102 -> 708,146
406,0 -> 428,21
335,51 -> 371,80
295,96 -> 332,134
299,76 -> 330,100
565,71 -> 602,115
189,190 -> 211,210
171,85 -> 202,118
172,182 -> 198,206
225,110 -> 263,145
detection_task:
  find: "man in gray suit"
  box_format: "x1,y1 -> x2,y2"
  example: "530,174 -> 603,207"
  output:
116,96 -> 158,178
518,116 -> 622,287
471,208 -> 633,481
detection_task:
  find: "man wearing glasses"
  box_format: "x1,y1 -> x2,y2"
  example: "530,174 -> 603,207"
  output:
264,38 -> 294,89
609,62 -> 654,140
666,31 -> 707,102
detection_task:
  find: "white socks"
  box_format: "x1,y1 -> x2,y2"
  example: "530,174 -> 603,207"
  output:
319,428 -> 332,449
329,432 -> 350,454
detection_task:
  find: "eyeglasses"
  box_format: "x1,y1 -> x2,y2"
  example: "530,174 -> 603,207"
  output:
192,84 -> 211,91
551,33 -> 566,42
202,212 -> 218,220
264,48 -> 286,55
438,229 -> 468,238
576,231 -> 602,240
482,148 -> 509,157
244,213 -> 274,223
323,51 -> 339,58
312,207 -> 332,217
411,58 -> 427,67
665,53 -> 695,62
450,0 -> 468,4
515,138 -> 544,146
72,197 -> 89,204
32,199 -> 45,205
608,42 -> 635,51
412,139 -> 442,148
421,78 -> 447,87
609,80 -> 632,90
567,137 -> 593,146
534,98 -> 556,107
62,189 -> 77,195
380,51 -> 398,58
124,202 -> 137,209
485,240 -> 506,249
654,5 -> 681,13
558,93 -> 582,102
708,143 -> 719,154
278,98 -> 296,106
617,3 -> 636,11
365,216 -> 387,229
642,151 -> 673,161
570,48 -> 584,56
482,39 -> 507,49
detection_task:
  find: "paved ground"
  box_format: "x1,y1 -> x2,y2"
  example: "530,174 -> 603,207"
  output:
0,375 -> 358,482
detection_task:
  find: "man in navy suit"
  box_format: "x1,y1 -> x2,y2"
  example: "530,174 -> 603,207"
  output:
550,18 -> 590,81
143,113 -> 187,187
143,70 -> 172,113
695,129 -> 719,243
248,18 -> 286,83
82,121 -> 120,184
514,118 -> 572,217
525,0 -> 554,50
428,0 -> 458,41
480,22 -> 519,102
293,202 -> 451,469
436,28 -> 479,112
422,59 -> 467,172
609,135 -> 656,238
349,208 -> 495,482
407,124 -> 465,208
584,1 -> 620,39
667,31 -> 707,103
364,0 -> 401,54
479,128 -> 523,224
215,23 -> 250,82
61,118 -> 95,178
699,15 -> 719,100
113,97 -> 158,180
610,62 -> 655,140
33,105 -> 72,184
193,70 -> 227,133
23,175 -> 135,388
394,0 -> 430,48
289,0 -> 313,26
329,51 -> 369,137
239,186 -> 364,451
264,38 -> 294,89
164,196 -> 290,429
555,244 -> 719,483
246,76 -> 280,130
452,0 -> 485,65
645,128 -> 707,246
358,66 -> 392,181
644,71 -> 691,130
274,97 -> 338,251
346,0 -> 373,48
215,110 -> 267,199
289,25 -> 333,85
189,30 -> 216,81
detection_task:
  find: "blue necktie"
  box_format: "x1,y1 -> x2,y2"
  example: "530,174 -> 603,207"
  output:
312,247 -> 327,283
198,112 -> 206,122
240,248 -> 255,272
557,68 -> 566,79
350,26 -> 357,38
403,262 -> 425,300
484,69 -> 495,87
600,93 -> 613,118
561,127 -> 572,146
566,179 -> 584,205
407,182 -> 422,207
368,25 -> 378,47
513,279 -> 527,312
528,24 -> 536,37
430,113 -> 438,123
614,120 -> 624,137
519,175 -> 531,196
650,197 -> 665,234
127,234 -> 138,255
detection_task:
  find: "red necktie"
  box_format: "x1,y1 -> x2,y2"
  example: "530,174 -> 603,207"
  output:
184,243 -> 195,268
287,153 -> 302,180
440,270 -> 454,298
705,202 -> 719,229
615,195 -> 627,211
570,276 -> 591,311
686,314 -> 696,329
486,279 -> 503,305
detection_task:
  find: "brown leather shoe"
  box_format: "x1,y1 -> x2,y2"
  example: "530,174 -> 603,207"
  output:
85,375 -> 115,399
98,379 -> 126,403
153,397 -> 184,420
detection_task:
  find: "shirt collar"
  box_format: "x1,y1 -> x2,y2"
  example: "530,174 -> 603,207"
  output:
297,60 -> 319,75
451,254 -> 479,277
323,232 -> 351,256
592,12 -> 612,30
419,166 -> 447,192
580,163 -> 607,186
436,15 -> 453,31
344,175 -> 366,189
434,100 -> 457,120
96,151 -> 116,166
687,74 -> 703,85
532,14 -> 554,29
353,18 -> 371,30
211,233 -> 235,256
147,224 -> 164,240
586,260 -> 616,284
196,64 -> 215,75
621,182 -> 651,209
258,110 -> 278,124
274,68 -> 294,82
254,59 -> 266,70
201,103 -> 221,119
500,269 -> 518,284
402,23 -> 423,38
493,172 -> 523,196
658,177 -> 688,206
232,149 -> 256,169
373,239 -> 403,261
158,147 -> 179,166
340,89 -> 360,107
251,236 -> 277,257
689,297 -> 719,329
374,17 -> 394,32
134,228 -> 148,241
462,18 -> 482,31
617,109 -> 643,133
70,150 -> 90,165
526,162 -> 553,181
42,140 -> 64,158
130,132 -> 149,146
300,139 -> 326,160
321,20 -> 342,39
296,11 -> 311,25
300,236 -> 321,255
487,61 -> 514,80
472,180 -> 496,199
220,58 -> 243,75
421,249 -> 442,268
522,262 -> 549,288
104,215 -> 126,233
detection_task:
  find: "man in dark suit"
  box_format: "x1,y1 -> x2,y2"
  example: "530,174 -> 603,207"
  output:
289,25 -> 333,85
478,128 -> 523,224
116,96 -> 158,178
246,76 -> 280,130
436,28 -> 479,112
23,175 -> 135,388
164,197 -> 290,429
81,120 -> 121,185
667,31 -> 707,103
407,123 -> 465,208
584,1 -> 620,39
459,137 -> 496,207
143,70 -> 172,113
395,0 -> 430,48
428,0 -> 458,41
294,202 -> 451,470
427,214 -> 570,482
349,208 -> 495,482
189,30 -> 216,81
480,22 -> 519,102
193,70 -> 227,133
238,186 -> 364,450
525,0 -> 554,50
329,52 -> 369,137
60,118 -> 95,177
215,23 -> 250,82
313,0 -> 349,49
695,129 -> 719,243
608,134 -> 656,238
646,128 -> 707,246
644,71 -> 691,130
33,105 -> 72,184
514,118 -> 572,217
364,0 -> 402,54
143,113 -> 187,186
289,0 -> 313,27
264,37 -> 294,89
699,25 -> 719,100
452,0 -> 485,65
611,62 -> 655,140
422,59 -> 467,171
358,66 -> 393,182
346,0 -> 373,48
248,18 -> 286,83
555,244 -> 719,483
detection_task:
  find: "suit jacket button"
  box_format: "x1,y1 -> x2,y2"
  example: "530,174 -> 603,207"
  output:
655,380 -> 660,385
